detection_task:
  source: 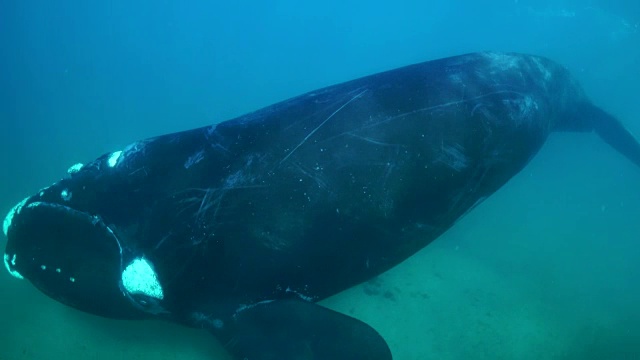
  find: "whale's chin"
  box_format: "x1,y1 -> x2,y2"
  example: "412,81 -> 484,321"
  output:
3,201 -> 143,319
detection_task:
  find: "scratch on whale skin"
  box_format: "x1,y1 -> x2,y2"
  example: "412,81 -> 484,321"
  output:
346,133 -> 403,147
280,88 -> 369,165
325,90 -> 525,140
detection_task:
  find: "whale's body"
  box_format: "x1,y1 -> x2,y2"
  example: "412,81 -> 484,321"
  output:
4,52 -> 640,360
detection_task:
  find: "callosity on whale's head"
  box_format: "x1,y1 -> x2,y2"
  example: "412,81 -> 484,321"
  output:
2,139 -> 190,319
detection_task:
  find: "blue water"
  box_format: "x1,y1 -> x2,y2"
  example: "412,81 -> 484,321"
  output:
1,1 -> 638,359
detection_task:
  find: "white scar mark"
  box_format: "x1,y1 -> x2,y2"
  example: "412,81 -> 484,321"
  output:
280,88 -> 368,164
176,181 -> 267,224
318,90 -> 525,146
347,133 -> 402,147
436,142 -> 469,172
291,161 -> 328,190
363,90 -> 525,132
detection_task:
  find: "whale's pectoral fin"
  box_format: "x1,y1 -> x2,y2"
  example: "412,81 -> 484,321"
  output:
207,299 -> 392,360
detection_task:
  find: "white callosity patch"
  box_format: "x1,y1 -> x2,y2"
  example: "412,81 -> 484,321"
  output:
3,253 -> 24,280
61,189 -> 72,201
37,184 -> 53,198
121,257 -> 164,300
67,163 -> 84,174
3,197 -> 30,237
108,150 -> 123,168
26,202 -> 43,209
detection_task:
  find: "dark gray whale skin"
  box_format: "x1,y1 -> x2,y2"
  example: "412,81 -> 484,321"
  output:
3,52 -> 640,360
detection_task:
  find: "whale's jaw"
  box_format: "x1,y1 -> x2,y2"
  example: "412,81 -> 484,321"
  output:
3,200 -> 143,319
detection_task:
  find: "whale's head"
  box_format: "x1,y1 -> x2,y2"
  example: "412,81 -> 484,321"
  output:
2,140 -> 181,319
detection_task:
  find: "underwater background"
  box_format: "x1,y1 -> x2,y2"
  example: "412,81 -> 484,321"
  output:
0,0 -> 639,359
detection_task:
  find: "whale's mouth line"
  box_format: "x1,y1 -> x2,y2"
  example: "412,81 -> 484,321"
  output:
20,201 -> 119,241
23,200 -> 125,258
26,201 -> 97,221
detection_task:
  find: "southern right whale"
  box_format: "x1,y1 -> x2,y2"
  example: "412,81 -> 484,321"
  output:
3,52 -> 639,360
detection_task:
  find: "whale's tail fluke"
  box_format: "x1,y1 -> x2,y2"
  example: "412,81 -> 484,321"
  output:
579,102 -> 640,169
